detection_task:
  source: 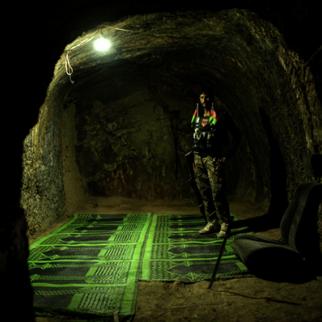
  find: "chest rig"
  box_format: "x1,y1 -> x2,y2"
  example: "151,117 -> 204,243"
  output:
191,102 -> 218,153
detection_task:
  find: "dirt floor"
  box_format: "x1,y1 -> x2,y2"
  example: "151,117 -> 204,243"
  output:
34,197 -> 322,322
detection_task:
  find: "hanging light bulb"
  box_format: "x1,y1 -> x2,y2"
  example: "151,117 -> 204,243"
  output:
93,36 -> 112,53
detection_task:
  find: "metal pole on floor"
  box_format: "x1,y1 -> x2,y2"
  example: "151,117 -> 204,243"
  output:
208,225 -> 231,289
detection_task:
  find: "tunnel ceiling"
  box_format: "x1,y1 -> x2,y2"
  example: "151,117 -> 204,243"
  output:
22,9 -> 322,235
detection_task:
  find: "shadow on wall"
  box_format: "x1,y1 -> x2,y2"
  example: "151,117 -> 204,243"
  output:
259,108 -> 288,225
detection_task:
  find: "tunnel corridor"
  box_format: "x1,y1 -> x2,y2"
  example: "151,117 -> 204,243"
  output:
21,9 -> 321,237
3,6 -> 322,322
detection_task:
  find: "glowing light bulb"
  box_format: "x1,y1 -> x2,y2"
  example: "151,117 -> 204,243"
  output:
93,37 -> 112,53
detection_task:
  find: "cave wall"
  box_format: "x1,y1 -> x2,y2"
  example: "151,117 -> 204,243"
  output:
21,92 -> 89,236
61,102 -> 88,214
73,77 -> 192,200
21,103 -> 65,236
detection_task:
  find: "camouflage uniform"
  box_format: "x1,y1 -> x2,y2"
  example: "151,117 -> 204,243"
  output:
191,97 -> 238,227
193,154 -> 230,224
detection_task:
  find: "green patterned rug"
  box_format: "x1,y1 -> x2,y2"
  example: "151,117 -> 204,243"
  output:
141,214 -> 248,282
29,213 -> 248,320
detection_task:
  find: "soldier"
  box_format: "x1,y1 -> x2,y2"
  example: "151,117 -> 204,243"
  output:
191,91 -> 240,237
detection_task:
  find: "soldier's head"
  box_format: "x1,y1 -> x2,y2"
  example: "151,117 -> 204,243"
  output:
199,91 -> 209,105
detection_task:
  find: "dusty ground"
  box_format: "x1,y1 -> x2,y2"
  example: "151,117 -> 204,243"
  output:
34,197 -> 322,322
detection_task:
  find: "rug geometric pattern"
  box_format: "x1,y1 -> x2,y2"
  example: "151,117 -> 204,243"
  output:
29,213 -> 149,319
29,213 -> 248,319
141,214 -> 248,282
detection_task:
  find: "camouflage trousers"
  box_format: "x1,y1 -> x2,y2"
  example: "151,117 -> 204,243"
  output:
193,153 -> 230,224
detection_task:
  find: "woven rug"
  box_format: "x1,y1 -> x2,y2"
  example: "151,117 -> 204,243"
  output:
140,214 -> 248,282
29,213 -> 150,320
29,213 -> 248,319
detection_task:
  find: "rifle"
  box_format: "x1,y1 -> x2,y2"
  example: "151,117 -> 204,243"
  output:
184,150 -> 207,224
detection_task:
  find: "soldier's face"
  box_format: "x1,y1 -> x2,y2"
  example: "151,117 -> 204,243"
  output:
200,94 -> 206,103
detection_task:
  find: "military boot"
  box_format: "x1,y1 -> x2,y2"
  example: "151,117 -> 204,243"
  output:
217,222 -> 229,238
199,221 -> 220,234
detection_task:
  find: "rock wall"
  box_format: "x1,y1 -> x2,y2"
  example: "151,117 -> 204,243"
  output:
21,103 -> 65,236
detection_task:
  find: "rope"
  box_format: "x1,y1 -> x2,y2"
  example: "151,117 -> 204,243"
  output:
64,51 -> 75,84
